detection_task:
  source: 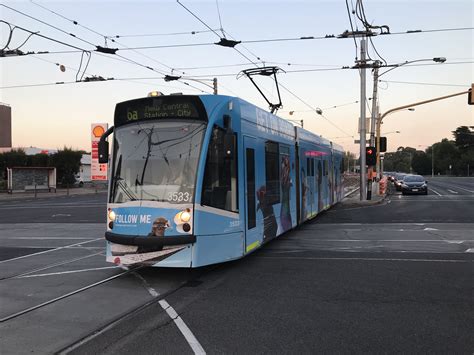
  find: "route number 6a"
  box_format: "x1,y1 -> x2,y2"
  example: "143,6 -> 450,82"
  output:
127,111 -> 138,121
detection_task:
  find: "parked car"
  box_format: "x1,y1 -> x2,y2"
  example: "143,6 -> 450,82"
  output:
401,175 -> 428,195
394,173 -> 407,191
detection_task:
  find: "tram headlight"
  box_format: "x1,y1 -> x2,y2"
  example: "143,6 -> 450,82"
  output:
108,209 -> 116,221
175,208 -> 192,223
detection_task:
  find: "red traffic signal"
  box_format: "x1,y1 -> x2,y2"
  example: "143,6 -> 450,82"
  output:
366,146 -> 376,166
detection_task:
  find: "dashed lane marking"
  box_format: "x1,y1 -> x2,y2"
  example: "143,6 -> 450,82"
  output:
134,272 -> 206,354
428,187 -> 442,196
447,189 -> 459,194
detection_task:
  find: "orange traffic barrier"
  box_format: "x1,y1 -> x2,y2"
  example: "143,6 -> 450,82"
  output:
379,176 -> 388,195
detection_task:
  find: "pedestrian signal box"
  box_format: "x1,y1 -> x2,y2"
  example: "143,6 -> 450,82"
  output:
377,137 -> 387,152
366,146 -> 376,166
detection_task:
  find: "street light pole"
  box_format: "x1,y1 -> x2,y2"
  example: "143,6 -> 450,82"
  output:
376,89 -> 469,179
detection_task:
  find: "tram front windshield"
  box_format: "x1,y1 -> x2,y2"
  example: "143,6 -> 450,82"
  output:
110,121 -> 206,204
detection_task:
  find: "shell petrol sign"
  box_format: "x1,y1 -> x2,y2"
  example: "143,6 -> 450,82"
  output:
91,123 -> 108,181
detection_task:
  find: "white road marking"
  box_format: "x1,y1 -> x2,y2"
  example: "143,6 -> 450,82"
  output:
447,189 -> 459,194
0,268 -> 133,323
133,273 -> 206,354
466,248 -> 474,253
0,238 -> 103,264
16,266 -> 117,278
52,214 -> 72,217
10,252 -> 103,279
432,182 -> 474,193
423,228 -> 439,231
428,187 -> 442,196
159,299 -> 206,355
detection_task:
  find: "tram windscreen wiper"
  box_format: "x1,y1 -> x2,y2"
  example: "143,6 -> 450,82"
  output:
113,176 -> 138,201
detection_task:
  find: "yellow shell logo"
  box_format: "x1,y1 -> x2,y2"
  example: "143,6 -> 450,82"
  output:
93,125 -> 105,138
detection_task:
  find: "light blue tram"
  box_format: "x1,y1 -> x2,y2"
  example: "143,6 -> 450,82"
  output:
99,94 -> 344,267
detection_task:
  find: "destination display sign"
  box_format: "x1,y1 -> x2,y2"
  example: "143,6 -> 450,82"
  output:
114,96 -> 207,127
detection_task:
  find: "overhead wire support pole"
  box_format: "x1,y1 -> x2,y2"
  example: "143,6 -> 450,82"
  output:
359,38 -> 367,201
370,63 -> 380,189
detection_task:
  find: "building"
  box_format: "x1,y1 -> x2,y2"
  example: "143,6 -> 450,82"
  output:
0,103 -> 12,150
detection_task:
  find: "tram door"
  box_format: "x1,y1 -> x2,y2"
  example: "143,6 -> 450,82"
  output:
244,136 -> 263,253
306,157 -> 315,217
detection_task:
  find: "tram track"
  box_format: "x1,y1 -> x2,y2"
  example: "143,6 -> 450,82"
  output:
0,266 -> 141,323
0,251 -> 104,281
55,266 -> 216,354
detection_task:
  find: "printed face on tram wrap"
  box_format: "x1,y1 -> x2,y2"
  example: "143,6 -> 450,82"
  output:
149,217 -> 170,237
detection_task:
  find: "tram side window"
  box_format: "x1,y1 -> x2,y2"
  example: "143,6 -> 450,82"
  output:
324,160 -> 329,176
265,141 -> 280,205
201,126 -> 238,212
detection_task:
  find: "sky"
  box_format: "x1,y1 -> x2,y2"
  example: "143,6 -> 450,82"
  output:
1,0 -> 473,155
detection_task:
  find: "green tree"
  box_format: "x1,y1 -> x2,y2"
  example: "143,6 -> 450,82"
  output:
452,126 -> 474,176
50,148 -> 82,187
433,139 -> 459,175
0,149 -> 28,180
452,126 -> 474,151
27,153 -> 50,167
411,150 -> 431,175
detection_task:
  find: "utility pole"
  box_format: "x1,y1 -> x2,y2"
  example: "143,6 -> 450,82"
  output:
367,63 -> 379,199
359,38 -> 367,201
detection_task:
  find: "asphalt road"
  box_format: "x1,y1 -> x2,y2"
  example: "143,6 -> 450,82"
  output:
0,177 -> 473,354
0,192 -> 107,224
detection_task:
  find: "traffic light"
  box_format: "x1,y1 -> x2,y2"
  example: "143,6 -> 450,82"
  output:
366,146 -> 376,166
377,137 -> 387,152
469,85 -> 473,105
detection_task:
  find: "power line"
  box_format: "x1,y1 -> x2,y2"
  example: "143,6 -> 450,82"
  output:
278,81 -> 353,137
28,1 -> 179,74
106,29 -> 219,38
379,80 -> 469,88
22,3 -> 211,91
345,0 -> 358,59
0,21 -> 90,52
0,76 -> 211,93
1,4 -> 97,48
72,25 -> 474,53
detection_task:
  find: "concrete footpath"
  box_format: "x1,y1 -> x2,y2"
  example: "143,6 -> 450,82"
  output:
0,185 -> 107,201
342,181 -> 387,207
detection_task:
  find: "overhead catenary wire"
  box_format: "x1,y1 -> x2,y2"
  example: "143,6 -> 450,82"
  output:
21,3 -> 213,91
379,80 -> 469,88
106,29 -> 219,38
1,4 -> 97,48
28,1 -> 183,74
345,0 -> 359,60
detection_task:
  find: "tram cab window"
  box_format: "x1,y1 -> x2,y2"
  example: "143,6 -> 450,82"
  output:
201,126 -> 238,212
265,141 -> 280,205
